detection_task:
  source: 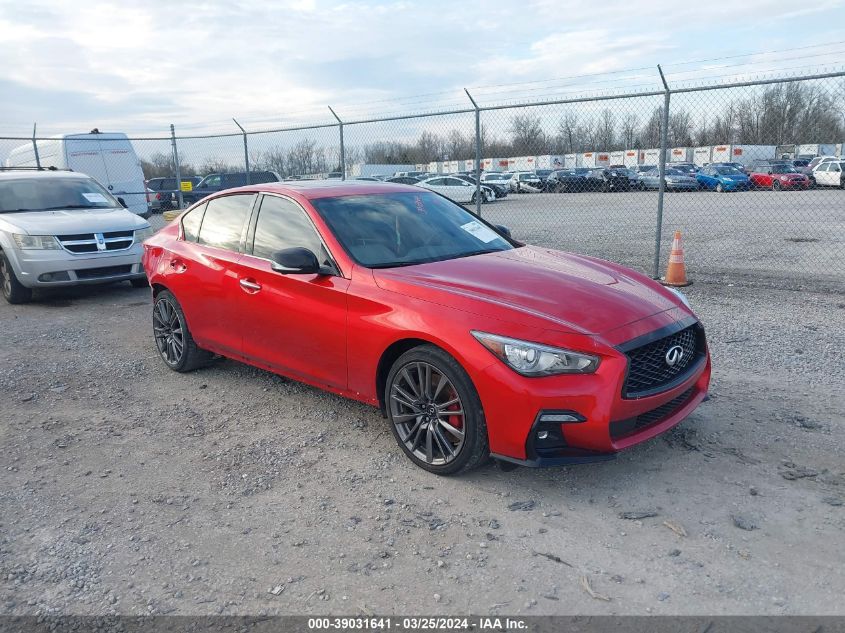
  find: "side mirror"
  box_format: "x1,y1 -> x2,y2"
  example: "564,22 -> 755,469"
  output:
271,247 -> 321,275
495,224 -> 512,238
117,197 -> 128,208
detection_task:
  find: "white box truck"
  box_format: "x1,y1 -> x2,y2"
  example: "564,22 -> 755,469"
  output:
623,150 -> 640,167
595,152 -> 610,167
580,152 -> 596,168
641,148 -> 661,165
508,156 -> 536,171
669,147 -> 692,163
427,161 -> 441,174
609,151 -> 625,166
535,155 -> 564,170
693,147 -> 712,166
711,145 -> 775,165
797,144 -> 838,158
463,159 -> 476,172
6,132 -> 148,217
563,154 -> 578,168
481,158 -> 509,172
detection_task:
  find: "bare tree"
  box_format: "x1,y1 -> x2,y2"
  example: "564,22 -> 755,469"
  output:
509,114 -> 546,154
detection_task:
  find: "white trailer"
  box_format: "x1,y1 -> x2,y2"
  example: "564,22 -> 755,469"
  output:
508,156 -> 536,171
415,163 -> 428,172
350,163 -> 415,178
641,148 -> 660,165
563,153 -> 578,168
463,159 -> 476,172
711,145 -> 775,165
481,157 -> 509,172
623,150 -> 640,167
427,161 -> 442,174
797,144 -> 838,158
669,147 -> 692,163
580,152 -> 596,168
693,147 -> 712,166
609,151 -> 625,166
595,152 -> 610,167
535,155 -> 564,170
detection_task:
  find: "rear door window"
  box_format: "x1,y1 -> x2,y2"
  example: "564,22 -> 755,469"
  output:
197,194 -> 255,251
181,203 -> 206,242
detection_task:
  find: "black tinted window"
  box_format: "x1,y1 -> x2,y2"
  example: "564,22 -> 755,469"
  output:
197,194 -> 255,251
251,195 -> 324,261
181,203 -> 206,242
252,172 -> 279,184
223,173 -> 247,187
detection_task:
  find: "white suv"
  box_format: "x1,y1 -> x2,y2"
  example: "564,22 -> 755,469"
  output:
0,169 -> 152,304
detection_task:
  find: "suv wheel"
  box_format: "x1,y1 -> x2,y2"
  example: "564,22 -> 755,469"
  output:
0,251 -> 33,304
152,290 -> 213,372
385,345 -> 489,475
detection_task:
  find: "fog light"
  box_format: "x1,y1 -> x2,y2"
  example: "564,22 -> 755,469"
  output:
40,273 -> 53,281
537,430 -> 549,440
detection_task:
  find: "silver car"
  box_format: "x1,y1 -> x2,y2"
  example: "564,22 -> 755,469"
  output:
0,169 -> 152,304
637,167 -> 700,191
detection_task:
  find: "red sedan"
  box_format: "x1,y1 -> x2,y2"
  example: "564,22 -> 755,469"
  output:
749,164 -> 810,190
142,182 -> 710,474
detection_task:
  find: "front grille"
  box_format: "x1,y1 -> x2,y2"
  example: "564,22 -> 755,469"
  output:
57,231 -> 135,254
75,265 -> 132,280
610,387 -> 695,440
621,323 -> 704,398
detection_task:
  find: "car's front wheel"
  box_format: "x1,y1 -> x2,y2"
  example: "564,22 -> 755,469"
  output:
716,183 -> 725,193
0,251 -> 32,304
386,345 -> 489,475
152,290 -> 213,372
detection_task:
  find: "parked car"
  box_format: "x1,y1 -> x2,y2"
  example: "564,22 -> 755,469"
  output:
142,180 -> 710,474
535,169 -> 554,187
454,174 -> 507,199
417,176 -> 492,204
633,165 -> 657,173
748,164 -> 810,190
0,168 -> 151,303
182,171 -> 281,205
480,172 -> 513,191
745,159 -> 791,175
668,163 -> 698,177
387,176 -> 422,185
803,156 -> 844,183
146,176 -> 202,212
6,132 -> 149,218
546,169 -> 591,193
696,164 -> 750,192
812,160 -> 845,188
354,177 -> 380,182
394,171 -> 428,178
638,167 -> 699,191
509,172 -> 543,193
583,168 -> 631,192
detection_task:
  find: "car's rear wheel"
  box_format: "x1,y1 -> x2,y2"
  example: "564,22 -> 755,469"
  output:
152,290 -> 213,372
772,180 -> 782,191
386,345 -> 488,475
0,251 -> 32,304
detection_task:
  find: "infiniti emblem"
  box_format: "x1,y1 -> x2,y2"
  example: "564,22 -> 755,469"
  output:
665,345 -> 684,367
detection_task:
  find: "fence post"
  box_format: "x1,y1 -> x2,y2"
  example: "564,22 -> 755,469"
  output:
464,89 -> 482,218
233,118 -> 250,184
170,124 -> 184,210
32,123 -> 41,169
653,65 -> 671,279
328,106 -> 345,180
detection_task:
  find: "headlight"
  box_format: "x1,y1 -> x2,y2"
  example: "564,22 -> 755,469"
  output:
471,331 -> 600,376
667,287 -> 691,309
12,234 -> 61,250
135,226 -> 154,241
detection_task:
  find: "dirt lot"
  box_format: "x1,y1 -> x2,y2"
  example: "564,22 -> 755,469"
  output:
1,260 -> 843,617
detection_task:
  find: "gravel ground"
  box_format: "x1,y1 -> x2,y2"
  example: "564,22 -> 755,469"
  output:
1,214 -> 843,616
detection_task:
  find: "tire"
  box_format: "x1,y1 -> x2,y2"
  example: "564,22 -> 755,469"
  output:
152,290 -> 213,372
772,180 -> 781,191
716,183 -> 724,193
385,345 -> 489,475
0,251 -> 32,304
130,276 -> 149,288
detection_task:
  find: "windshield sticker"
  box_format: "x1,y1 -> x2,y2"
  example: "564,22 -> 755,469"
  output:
82,193 -> 109,203
460,221 -> 499,244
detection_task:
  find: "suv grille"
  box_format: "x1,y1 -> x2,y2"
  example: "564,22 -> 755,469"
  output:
621,323 -> 704,398
75,265 -> 132,280
610,387 -> 695,440
57,231 -> 135,254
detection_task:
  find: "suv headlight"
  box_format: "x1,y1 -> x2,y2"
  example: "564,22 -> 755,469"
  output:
471,331 -> 600,376
135,226 -> 154,241
12,234 -> 61,250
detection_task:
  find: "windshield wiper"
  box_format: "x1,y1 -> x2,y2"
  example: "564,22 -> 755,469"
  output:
38,204 -> 111,211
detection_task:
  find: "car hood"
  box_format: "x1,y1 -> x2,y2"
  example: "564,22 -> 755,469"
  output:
0,207 -> 148,235
721,174 -> 748,181
373,246 -> 680,336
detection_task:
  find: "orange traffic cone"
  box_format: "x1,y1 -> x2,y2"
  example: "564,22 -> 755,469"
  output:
662,230 -> 692,287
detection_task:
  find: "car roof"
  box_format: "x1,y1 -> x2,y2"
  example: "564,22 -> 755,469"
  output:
0,169 -> 90,181
216,179 -> 424,200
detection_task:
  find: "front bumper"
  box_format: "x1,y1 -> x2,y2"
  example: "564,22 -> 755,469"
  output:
10,245 -> 145,288
478,316 -> 711,467
722,180 -> 749,190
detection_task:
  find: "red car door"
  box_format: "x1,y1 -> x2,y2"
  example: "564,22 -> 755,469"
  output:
166,193 -> 256,358
234,194 -> 350,391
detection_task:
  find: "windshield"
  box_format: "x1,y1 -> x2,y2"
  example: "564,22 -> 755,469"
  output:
772,165 -> 798,174
0,177 -> 119,213
665,168 -> 685,176
311,192 -> 514,268
484,174 -> 510,181
714,166 -> 742,175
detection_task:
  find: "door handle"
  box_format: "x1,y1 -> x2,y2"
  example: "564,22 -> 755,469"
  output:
239,278 -> 261,293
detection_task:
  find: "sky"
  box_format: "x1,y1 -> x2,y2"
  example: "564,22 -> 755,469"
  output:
0,0 -> 844,139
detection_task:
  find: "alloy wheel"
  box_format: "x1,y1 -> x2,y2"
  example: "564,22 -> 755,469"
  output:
0,257 -> 11,298
389,361 -> 466,466
153,298 -> 185,365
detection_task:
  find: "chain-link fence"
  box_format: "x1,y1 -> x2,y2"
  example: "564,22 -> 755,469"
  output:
2,69 -> 844,285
